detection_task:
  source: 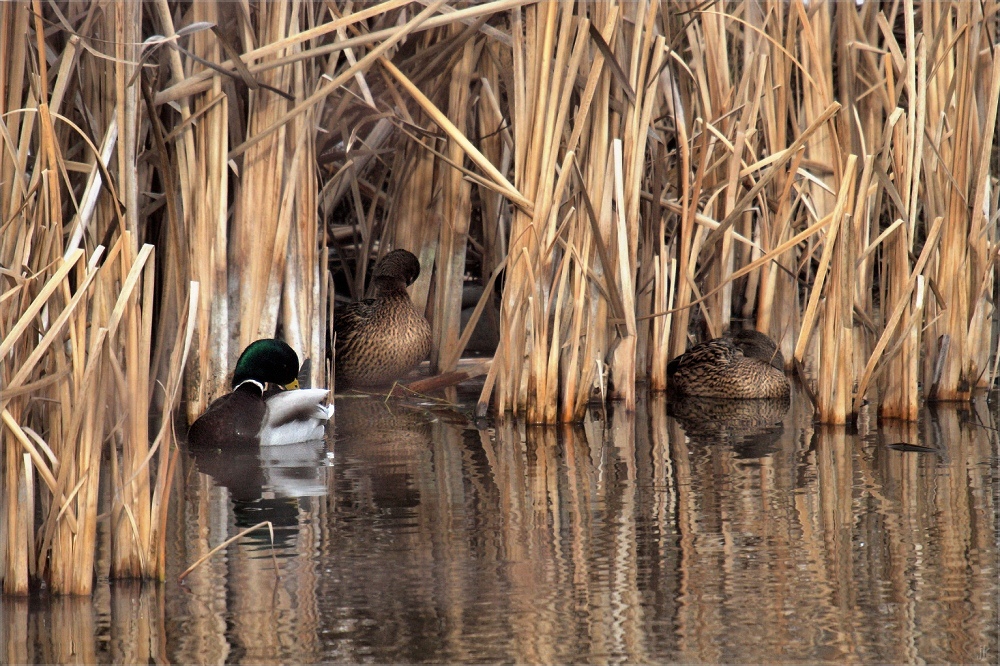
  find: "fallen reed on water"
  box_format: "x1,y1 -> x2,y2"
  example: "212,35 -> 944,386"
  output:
1,0 -> 998,594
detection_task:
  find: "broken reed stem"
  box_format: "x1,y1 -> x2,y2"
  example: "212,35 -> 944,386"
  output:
178,521 -> 279,583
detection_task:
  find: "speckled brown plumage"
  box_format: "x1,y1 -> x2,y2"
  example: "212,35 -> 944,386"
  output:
666,329 -> 790,399
334,249 -> 432,390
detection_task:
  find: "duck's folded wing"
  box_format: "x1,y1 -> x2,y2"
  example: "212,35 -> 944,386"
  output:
265,389 -> 334,426
260,389 -> 334,446
334,300 -> 375,336
667,337 -> 738,376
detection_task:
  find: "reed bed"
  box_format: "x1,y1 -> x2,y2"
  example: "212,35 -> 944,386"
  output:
1,0 -> 998,593
1,1 -> 195,594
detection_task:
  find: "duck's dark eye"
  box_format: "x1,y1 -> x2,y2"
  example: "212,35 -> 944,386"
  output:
406,266 -> 420,285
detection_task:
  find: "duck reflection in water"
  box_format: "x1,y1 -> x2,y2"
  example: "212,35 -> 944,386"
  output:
186,439 -> 330,530
666,395 -> 790,458
333,396 -> 432,512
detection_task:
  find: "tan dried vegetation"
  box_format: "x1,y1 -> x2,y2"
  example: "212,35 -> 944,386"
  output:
1,0 -> 997,593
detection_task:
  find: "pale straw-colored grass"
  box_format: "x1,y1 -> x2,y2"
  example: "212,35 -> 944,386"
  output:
1,0 -> 997,594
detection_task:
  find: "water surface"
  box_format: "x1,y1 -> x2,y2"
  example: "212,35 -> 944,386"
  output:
3,389 -> 997,664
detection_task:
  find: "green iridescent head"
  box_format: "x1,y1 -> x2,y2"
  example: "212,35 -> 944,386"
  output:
232,339 -> 300,389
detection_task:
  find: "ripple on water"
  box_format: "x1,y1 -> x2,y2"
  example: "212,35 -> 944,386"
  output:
7,393 -> 997,664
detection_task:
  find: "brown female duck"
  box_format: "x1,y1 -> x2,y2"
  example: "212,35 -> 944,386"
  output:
667,329 -> 790,399
334,249 -> 432,389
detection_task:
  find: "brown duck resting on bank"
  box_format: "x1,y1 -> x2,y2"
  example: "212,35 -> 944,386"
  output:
667,329 -> 790,399
334,249 -> 432,390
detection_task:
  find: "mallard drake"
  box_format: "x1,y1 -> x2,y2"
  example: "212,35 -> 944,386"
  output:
334,249 -> 432,389
188,339 -> 334,447
667,329 -> 790,399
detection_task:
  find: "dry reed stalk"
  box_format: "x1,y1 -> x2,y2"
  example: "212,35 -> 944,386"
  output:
664,83 -> 701,364
475,3 -> 657,421
0,3 -> 198,594
387,146 -> 438,312
648,245 -> 676,391
3,34 -> 92,588
149,0 -> 230,420
280,12 -> 324,388
0,2 -> 30,228
232,2 -> 292,350
796,0 -> 840,219
476,52 -> 512,283
116,0 -> 141,242
381,54 -> 529,211
2,416 -> 30,594
687,6 -> 736,342
109,238 -> 155,578
964,44 -> 1000,391
609,5 -> 663,402
753,2 -> 804,354
921,2 -> 997,400
855,215 -> 946,412
557,37 -> 603,419
154,0 -> 531,106
814,157 -> 859,424
227,3 -> 446,163
642,125 -> 669,390
610,140 -> 638,412
556,6 -> 619,421
433,37 -> 477,373
2,236 -> 176,593
881,221 -> 918,415
484,3 -> 588,422
620,4 -> 660,379
865,6 -> 921,419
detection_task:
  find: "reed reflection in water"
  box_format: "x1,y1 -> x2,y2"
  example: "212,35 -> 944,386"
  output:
2,393 -> 996,664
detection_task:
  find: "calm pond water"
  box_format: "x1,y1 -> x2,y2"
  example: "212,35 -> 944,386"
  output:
2,387 -> 997,664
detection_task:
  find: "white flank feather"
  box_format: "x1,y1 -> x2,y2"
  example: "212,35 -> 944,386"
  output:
258,389 -> 334,446
259,440 -> 329,498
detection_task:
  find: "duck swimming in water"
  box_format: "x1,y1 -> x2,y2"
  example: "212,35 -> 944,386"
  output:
667,329 -> 790,399
334,249 -> 432,390
187,339 -> 333,447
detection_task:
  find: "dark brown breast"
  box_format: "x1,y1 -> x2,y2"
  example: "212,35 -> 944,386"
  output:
187,388 -> 266,446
